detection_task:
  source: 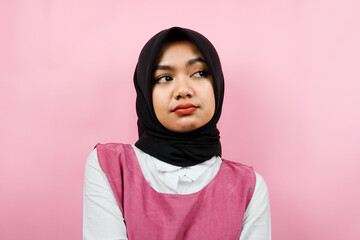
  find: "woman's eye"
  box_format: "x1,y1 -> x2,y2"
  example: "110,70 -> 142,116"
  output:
156,75 -> 173,84
192,70 -> 208,78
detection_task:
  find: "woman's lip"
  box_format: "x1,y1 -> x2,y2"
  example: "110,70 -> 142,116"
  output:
173,103 -> 198,115
174,107 -> 197,115
173,103 -> 197,111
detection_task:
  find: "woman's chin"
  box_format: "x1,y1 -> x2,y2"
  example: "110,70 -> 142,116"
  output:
166,120 -> 202,133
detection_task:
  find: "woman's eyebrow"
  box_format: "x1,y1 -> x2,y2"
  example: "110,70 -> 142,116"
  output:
154,65 -> 174,71
154,57 -> 207,71
186,57 -> 207,67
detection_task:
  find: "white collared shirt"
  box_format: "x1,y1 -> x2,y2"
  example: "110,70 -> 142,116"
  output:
83,145 -> 271,239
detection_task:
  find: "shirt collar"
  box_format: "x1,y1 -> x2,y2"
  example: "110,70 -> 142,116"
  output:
153,156 -> 219,181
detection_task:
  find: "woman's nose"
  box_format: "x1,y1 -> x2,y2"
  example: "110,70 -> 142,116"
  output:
173,76 -> 194,100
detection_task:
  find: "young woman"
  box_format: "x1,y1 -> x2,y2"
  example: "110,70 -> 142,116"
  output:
83,27 -> 271,240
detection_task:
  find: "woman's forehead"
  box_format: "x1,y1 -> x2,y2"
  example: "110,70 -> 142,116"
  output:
154,40 -> 204,66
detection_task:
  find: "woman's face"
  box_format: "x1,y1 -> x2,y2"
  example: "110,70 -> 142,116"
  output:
152,40 -> 215,133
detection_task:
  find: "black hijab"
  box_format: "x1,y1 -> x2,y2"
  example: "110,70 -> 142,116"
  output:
134,27 -> 224,167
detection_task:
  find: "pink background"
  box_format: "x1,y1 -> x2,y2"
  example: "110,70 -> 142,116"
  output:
1,0 -> 359,239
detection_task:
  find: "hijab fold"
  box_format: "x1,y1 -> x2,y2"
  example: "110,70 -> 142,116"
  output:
134,27 -> 225,167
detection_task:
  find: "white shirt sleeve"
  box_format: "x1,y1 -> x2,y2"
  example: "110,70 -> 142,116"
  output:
240,172 -> 272,240
83,148 -> 128,240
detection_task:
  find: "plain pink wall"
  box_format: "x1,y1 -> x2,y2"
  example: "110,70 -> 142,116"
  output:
1,0 -> 359,239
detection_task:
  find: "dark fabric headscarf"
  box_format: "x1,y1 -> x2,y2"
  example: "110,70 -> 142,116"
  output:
134,27 -> 225,167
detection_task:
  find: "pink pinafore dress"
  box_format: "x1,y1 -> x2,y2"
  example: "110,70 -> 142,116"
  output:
96,143 -> 255,240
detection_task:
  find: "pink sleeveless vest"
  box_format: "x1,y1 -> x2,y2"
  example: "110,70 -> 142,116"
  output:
96,143 -> 256,240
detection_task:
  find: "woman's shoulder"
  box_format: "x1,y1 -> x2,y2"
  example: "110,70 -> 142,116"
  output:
90,142 -> 136,161
219,159 -> 270,194
221,158 -> 255,175
84,143 -> 130,187
84,147 -> 103,184
253,172 -> 269,196
88,142 -> 138,173
94,142 -> 132,151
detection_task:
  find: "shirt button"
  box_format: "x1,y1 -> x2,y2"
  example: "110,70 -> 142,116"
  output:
177,168 -> 187,177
